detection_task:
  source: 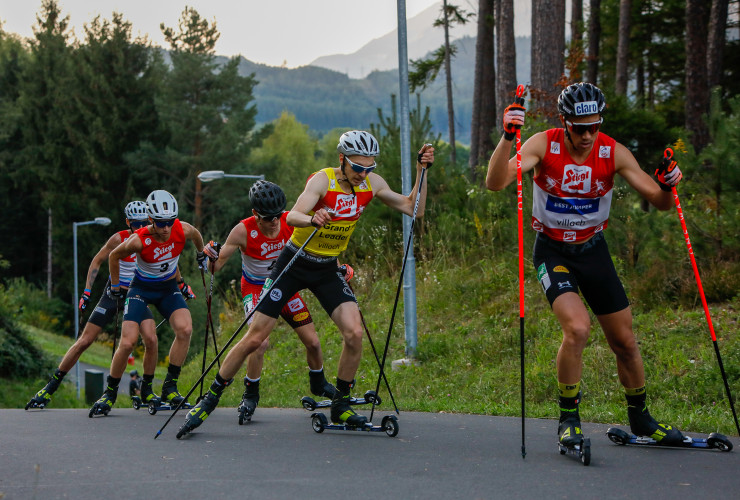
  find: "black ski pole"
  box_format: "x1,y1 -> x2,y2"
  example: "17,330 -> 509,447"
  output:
198,268 -> 211,401
347,281 -> 399,414
370,160 -> 429,423
111,297 -> 121,360
154,228 -> 319,438
660,148 -> 740,435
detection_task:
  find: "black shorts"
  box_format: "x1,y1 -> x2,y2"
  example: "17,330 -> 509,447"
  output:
88,282 -> 153,327
123,278 -> 187,324
256,242 -> 356,319
532,232 -> 629,316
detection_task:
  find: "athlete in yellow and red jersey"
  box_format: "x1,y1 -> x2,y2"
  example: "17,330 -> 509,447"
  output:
486,82 -> 684,449
181,131 -> 434,436
202,180 -> 340,422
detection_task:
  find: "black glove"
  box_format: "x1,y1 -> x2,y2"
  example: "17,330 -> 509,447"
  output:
107,286 -> 124,300
196,251 -> 207,272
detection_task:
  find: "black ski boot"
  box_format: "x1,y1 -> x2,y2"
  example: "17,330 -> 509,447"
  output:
89,388 -> 117,417
161,378 -> 186,406
628,406 -> 684,446
26,372 -> 63,410
237,379 -> 260,425
309,370 -> 338,399
177,391 -> 220,438
558,393 -> 584,448
140,377 -> 160,405
331,379 -> 367,427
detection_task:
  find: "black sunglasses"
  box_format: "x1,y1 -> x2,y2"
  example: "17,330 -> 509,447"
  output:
129,220 -> 148,229
565,118 -> 603,135
153,219 -> 175,228
257,213 -> 280,222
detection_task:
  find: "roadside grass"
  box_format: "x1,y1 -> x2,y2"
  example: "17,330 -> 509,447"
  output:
6,260 -> 739,437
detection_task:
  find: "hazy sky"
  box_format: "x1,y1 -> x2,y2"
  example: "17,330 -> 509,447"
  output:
0,0 -> 473,67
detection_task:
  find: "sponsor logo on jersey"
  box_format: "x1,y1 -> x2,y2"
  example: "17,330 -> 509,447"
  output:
553,265 -> 569,273
532,219 -> 544,232
546,195 -> 600,215
261,241 -> 285,258
293,312 -> 309,322
144,238 -> 152,245
269,288 -> 282,301
574,101 -> 598,116
550,142 -> 560,155
557,281 -> 572,289
599,146 -> 611,158
287,297 -> 303,312
334,194 -> 357,216
153,242 -> 176,260
250,230 -> 258,238
563,231 -> 577,242
562,164 -> 592,193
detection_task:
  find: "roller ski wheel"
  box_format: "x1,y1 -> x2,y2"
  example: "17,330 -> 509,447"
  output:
132,396 -> 142,410
606,427 -> 733,452
147,399 -> 191,416
309,412 -> 399,437
176,393 -> 219,439
558,437 -> 591,466
300,390 -> 381,411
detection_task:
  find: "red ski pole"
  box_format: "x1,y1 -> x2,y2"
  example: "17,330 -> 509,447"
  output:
515,84 -> 527,459
659,148 -> 740,435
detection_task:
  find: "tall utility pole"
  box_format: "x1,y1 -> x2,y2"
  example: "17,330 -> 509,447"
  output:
47,208 -> 52,298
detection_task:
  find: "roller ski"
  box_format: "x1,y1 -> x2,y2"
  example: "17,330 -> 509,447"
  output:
607,406 -> 732,451
89,389 -> 117,418
177,392 -> 219,439
132,380 -> 160,410
237,378 -> 260,425
301,390 -> 381,411
25,373 -> 63,410
148,379 -> 191,415
309,393 -> 399,438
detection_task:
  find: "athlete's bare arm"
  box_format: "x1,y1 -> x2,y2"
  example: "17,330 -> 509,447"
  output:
212,223 -> 248,273
181,221 -> 205,252
486,131 -> 547,191
109,233 -> 143,286
613,143 -> 674,211
287,172 -> 330,228
84,232 -> 124,290
374,145 -> 433,217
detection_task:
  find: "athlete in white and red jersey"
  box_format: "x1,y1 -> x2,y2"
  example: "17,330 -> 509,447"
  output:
181,131 -> 434,436
90,190 -> 206,416
26,201 -> 158,410
486,82 -> 685,448
202,181 -> 339,422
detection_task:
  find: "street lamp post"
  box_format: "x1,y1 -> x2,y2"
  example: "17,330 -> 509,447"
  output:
73,217 -> 112,398
197,171 -> 265,183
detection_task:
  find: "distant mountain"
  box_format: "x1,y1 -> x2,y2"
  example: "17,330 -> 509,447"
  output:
310,0 -> 532,80
235,34 -> 530,146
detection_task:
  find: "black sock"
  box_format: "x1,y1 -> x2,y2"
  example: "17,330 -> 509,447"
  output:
210,373 -> 233,396
336,378 -> 354,396
106,375 -> 121,391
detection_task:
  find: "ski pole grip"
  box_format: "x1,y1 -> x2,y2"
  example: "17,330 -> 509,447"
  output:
515,84 -> 526,106
417,143 -> 433,168
656,147 -> 674,175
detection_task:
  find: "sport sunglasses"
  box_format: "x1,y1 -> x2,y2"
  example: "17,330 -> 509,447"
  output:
345,157 -> 377,174
129,220 -> 148,229
257,213 -> 280,222
565,118 -> 603,135
153,219 -> 175,228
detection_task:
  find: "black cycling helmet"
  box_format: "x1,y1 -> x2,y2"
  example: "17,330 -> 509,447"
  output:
249,180 -> 286,218
557,82 -> 606,118
130,370 -> 138,377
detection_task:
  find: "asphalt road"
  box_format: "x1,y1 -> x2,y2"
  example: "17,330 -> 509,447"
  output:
2,407 -> 738,500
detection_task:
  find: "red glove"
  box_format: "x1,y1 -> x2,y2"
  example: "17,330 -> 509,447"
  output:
654,157 -> 683,192
339,264 -> 354,282
79,289 -> 91,311
503,102 -> 526,141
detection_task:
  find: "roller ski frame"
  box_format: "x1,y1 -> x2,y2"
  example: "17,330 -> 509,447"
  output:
144,399 -> 193,416
237,396 -> 258,425
89,393 -> 117,418
606,427 -> 733,452
558,437 -> 591,466
300,390 -> 381,412
310,412 -> 399,437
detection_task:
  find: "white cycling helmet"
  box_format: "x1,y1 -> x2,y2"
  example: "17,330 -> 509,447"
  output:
146,190 -> 178,220
124,201 -> 148,221
337,130 -> 379,157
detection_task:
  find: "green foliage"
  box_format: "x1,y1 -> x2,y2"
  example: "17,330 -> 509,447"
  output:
0,284 -> 54,378
2,278 -> 69,335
